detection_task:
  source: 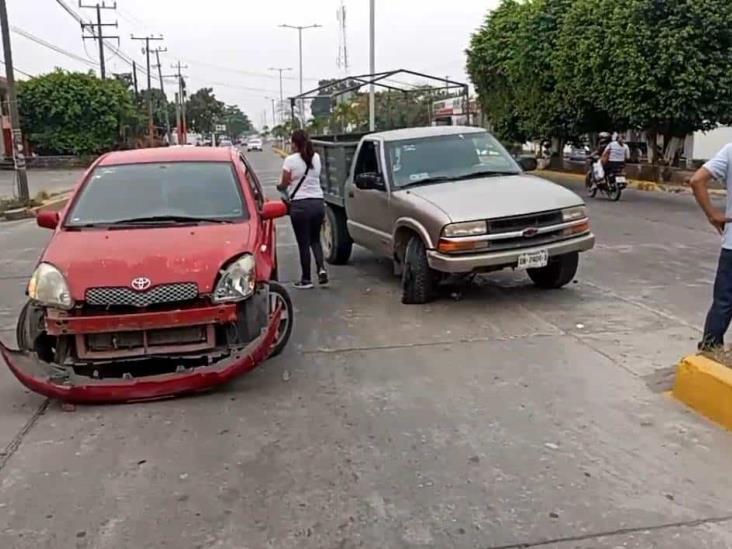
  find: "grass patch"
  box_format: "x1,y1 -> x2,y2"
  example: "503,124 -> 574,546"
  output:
0,196 -> 41,213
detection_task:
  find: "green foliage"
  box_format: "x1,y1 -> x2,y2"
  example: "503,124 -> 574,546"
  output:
467,0 -> 732,150
18,69 -> 137,155
223,105 -> 252,137
186,88 -> 225,134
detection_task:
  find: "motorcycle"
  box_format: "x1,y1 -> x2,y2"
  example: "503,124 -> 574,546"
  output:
585,155 -> 627,201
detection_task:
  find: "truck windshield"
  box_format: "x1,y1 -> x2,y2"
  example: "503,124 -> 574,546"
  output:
66,162 -> 248,227
387,132 -> 520,189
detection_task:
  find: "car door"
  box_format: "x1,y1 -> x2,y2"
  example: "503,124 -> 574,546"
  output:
344,139 -> 393,257
238,154 -> 276,278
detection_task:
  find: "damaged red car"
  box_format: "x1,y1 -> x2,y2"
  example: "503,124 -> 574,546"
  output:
0,147 -> 293,403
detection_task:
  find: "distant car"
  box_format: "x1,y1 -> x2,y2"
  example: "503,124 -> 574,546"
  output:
247,138 -> 263,152
568,147 -> 590,163
218,138 -> 233,148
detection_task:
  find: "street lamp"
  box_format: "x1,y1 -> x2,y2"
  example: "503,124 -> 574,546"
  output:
279,23 -> 322,126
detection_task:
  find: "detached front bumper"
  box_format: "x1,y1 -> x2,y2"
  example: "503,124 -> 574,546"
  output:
427,233 -> 596,274
0,306 -> 282,404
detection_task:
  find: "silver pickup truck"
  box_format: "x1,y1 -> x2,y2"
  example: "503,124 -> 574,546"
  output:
314,126 -> 595,304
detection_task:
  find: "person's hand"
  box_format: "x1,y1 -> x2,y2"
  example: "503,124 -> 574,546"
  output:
708,210 -> 730,235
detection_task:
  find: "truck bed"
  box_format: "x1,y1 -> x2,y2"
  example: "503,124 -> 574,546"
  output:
312,138 -> 360,208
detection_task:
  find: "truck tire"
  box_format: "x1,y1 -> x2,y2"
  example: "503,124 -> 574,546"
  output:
402,236 -> 436,304
528,252 -> 579,289
268,282 -> 294,358
322,205 -> 352,265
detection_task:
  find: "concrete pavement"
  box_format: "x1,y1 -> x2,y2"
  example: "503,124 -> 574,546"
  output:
0,169 -> 84,201
2,150 -> 732,547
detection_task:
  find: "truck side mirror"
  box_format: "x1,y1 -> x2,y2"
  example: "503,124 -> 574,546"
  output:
354,172 -> 385,190
517,156 -> 538,172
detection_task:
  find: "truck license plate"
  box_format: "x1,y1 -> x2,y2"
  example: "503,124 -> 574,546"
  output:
517,250 -> 548,269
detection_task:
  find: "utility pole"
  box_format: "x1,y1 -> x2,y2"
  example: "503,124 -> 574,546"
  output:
369,0 -> 375,132
268,67 -> 293,125
0,0 -> 28,203
279,24 -> 321,126
79,2 -> 118,80
132,60 -> 138,96
152,47 -> 172,145
266,97 -> 276,129
174,92 -> 181,145
171,61 -> 188,144
131,34 -> 164,143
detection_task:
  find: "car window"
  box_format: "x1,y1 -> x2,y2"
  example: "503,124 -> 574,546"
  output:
239,154 -> 265,209
387,132 -> 520,188
354,140 -> 380,176
66,162 -> 248,226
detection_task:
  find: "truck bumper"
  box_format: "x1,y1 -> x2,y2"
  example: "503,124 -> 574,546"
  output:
0,306 -> 282,404
426,234 -> 595,274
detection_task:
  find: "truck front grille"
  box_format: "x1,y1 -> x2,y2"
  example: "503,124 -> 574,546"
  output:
85,283 -> 199,308
488,210 -> 563,234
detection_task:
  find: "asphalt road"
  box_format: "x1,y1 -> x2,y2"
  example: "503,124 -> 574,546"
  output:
2,149 -> 732,548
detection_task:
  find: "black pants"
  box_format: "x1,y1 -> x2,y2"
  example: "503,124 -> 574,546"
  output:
701,248 -> 732,349
290,199 -> 325,283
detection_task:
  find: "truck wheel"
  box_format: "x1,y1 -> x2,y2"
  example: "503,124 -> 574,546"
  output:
322,205 -> 352,265
268,282 -> 294,358
402,236 -> 436,304
528,252 -> 579,289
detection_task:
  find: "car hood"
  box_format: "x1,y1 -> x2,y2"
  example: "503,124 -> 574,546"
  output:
403,174 -> 584,222
42,223 -> 253,300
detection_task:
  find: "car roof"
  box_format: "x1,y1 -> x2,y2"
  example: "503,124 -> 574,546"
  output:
98,146 -> 234,166
369,125 -> 486,142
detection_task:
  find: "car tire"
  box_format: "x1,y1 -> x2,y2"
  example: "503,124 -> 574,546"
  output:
322,205 -> 352,265
402,236 -> 436,304
528,252 -> 579,289
16,300 -> 30,351
268,281 -> 294,358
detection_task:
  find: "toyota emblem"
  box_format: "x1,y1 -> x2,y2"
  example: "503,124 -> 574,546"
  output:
522,227 -> 539,238
131,277 -> 152,291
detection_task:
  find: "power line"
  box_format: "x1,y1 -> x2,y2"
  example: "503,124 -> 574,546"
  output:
11,25 -> 99,66
177,56 -> 318,83
0,60 -> 33,78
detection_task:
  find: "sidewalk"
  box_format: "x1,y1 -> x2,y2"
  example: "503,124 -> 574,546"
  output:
0,169 -> 83,201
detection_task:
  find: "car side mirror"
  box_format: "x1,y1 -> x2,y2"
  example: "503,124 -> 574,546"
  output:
354,172 -> 385,190
517,156 -> 538,172
36,210 -> 60,230
261,200 -> 288,220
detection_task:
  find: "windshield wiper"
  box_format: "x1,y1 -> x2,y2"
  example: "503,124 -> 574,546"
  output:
451,170 -> 520,180
109,215 -> 234,225
399,176 -> 454,188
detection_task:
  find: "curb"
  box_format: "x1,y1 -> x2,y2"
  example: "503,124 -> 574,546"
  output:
272,147 -> 288,159
537,169 -> 726,197
673,355 -> 732,430
29,193 -> 71,216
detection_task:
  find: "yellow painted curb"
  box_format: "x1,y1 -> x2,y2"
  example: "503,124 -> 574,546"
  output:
673,354 -> 732,430
272,147 -> 288,159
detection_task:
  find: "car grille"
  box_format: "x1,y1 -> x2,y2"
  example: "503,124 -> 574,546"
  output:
488,210 -> 563,234
85,283 -> 199,308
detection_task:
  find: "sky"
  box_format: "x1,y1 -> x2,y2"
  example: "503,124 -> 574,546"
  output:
6,0 -> 497,129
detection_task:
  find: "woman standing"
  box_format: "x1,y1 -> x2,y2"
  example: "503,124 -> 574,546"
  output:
279,129 -> 328,289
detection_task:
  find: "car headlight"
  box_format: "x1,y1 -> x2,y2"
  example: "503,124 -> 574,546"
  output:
213,254 -> 256,303
27,262 -> 74,310
442,220 -> 488,238
562,206 -> 587,222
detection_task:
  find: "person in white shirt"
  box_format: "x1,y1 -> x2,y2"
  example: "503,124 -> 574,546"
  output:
602,134 -> 630,176
278,129 -> 327,289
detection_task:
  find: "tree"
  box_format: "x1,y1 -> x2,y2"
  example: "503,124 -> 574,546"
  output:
18,69 -> 137,155
223,105 -> 252,137
186,88 -> 225,134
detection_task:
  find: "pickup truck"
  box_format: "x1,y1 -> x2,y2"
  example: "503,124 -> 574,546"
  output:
313,126 -> 595,304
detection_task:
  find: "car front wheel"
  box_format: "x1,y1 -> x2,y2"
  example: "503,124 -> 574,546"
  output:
527,252 -> 579,289
402,236 -> 437,304
268,282 -> 294,358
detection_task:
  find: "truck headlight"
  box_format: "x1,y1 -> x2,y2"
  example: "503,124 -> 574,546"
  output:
27,262 -> 74,310
562,206 -> 587,222
442,220 -> 488,238
213,254 -> 256,303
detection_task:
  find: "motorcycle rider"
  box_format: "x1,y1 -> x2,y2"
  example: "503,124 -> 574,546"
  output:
587,132 -> 612,190
602,133 -> 631,178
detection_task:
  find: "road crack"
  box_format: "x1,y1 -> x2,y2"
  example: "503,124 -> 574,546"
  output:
0,398 -> 50,472
485,513 -> 732,548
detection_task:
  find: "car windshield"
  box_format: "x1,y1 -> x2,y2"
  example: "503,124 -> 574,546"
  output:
386,132 -> 520,189
65,162 -> 248,227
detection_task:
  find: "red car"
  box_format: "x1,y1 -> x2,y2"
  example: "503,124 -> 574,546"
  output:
0,147 -> 293,403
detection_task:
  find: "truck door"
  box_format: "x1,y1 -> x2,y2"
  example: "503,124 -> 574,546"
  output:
345,139 -> 392,256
